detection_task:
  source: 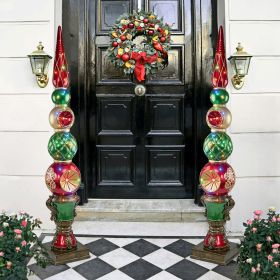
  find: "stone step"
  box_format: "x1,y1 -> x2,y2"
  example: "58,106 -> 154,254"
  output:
76,199 -> 206,222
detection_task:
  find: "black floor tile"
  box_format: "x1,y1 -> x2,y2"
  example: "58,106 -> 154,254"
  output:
86,238 -> 119,256
123,239 -> 160,257
73,258 -> 115,280
164,239 -> 194,258
28,263 -> 69,280
120,259 -> 162,280
213,261 -> 240,279
167,259 -> 209,280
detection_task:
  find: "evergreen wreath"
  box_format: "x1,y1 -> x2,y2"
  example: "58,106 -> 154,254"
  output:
107,10 -> 171,82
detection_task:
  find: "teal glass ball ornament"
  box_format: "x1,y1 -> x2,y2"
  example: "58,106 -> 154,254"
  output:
203,132 -> 233,161
210,88 -> 229,105
51,88 -> 71,105
48,132 -> 77,161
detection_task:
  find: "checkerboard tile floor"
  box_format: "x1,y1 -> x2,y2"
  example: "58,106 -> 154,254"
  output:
28,235 -> 241,280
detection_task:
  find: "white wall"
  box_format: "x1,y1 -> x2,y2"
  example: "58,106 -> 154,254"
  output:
0,0 -> 60,229
223,0 -> 280,232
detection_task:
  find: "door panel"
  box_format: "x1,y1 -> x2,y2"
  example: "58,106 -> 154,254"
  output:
97,0 -> 133,34
148,0 -> 183,33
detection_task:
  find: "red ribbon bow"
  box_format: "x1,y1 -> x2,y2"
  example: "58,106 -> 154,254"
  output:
131,52 -> 158,82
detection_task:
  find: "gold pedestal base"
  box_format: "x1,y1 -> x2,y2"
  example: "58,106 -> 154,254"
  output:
43,241 -> 90,265
191,242 -> 239,265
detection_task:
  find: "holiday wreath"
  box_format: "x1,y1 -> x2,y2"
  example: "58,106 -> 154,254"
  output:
107,10 -> 171,82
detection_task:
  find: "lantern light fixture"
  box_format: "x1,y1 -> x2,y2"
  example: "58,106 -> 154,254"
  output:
28,42 -> 52,88
228,43 -> 252,90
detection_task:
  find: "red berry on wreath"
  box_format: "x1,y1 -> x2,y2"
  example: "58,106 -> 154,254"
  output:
128,23 -> 134,28
112,41 -> 118,47
160,37 -> 166,42
158,27 -> 162,32
137,27 -> 143,32
150,23 -> 155,27
143,18 -> 149,24
122,53 -> 130,61
120,35 -> 126,41
148,30 -> 154,35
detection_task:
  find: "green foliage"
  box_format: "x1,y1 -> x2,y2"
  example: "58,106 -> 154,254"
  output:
238,208 -> 280,280
0,212 -> 51,280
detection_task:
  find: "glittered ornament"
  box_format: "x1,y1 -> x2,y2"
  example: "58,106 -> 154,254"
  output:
48,132 -> 77,161
200,162 -> 235,196
49,106 -> 74,130
51,88 -> 71,105
210,88 -> 229,105
206,106 -> 232,130
45,162 -> 81,195
212,26 -> 228,88
53,26 -> 69,88
203,132 -> 233,161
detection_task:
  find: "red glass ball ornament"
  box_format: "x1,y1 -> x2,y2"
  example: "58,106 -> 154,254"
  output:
120,35 -> 126,41
160,37 -> 166,42
122,53 -> 130,61
58,110 -> 73,127
148,30 -> 154,35
150,23 -> 155,27
143,18 -> 149,24
45,162 -> 81,196
199,162 -> 235,196
112,41 -> 118,47
128,23 -> 134,29
158,27 -> 162,32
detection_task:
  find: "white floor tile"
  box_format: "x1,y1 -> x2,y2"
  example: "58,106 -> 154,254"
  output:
76,237 -> 100,245
66,253 -> 96,268
45,269 -> 87,280
147,271 -> 181,280
196,271 -> 231,280
97,270 -> 134,280
105,237 -> 139,247
186,256 -> 218,270
143,248 -> 183,269
42,236 -> 53,243
145,238 -> 178,248
99,248 -> 139,269
184,238 -> 203,245
27,257 -> 36,266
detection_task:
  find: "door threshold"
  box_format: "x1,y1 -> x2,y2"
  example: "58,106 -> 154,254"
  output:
76,199 -> 205,222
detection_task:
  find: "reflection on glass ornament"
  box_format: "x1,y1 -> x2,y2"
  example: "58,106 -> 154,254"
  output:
210,88 -> 229,105
45,162 -> 81,196
206,106 -> 232,130
200,162 -> 235,196
49,106 -> 75,130
48,132 -> 77,161
203,132 -> 233,161
51,88 -> 71,105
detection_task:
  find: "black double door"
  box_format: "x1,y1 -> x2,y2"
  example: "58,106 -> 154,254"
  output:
62,0 -> 216,200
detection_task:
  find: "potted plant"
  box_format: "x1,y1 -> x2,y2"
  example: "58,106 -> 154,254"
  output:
0,211 -> 50,279
238,208 -> 280,280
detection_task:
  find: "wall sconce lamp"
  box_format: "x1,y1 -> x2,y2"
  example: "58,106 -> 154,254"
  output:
228,43 -> 252,90
28,42 -> 52,88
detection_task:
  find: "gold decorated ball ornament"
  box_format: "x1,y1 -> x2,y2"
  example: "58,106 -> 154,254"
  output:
199,162 -> 235,196
45,162 -> 81,196
49,106 -> 75,130
206,106 -> 232,131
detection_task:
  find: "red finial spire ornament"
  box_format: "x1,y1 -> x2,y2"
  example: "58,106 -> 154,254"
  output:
212,26 -> 228,88
52,26 -> 69,88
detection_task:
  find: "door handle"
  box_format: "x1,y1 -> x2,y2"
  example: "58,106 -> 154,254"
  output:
134,84 -> 146,96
